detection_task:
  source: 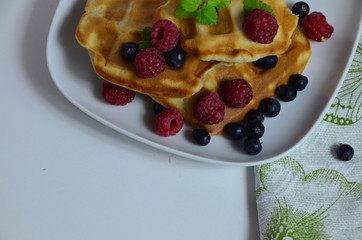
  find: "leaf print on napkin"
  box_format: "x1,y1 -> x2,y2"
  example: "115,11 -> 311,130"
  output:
256,156 -> 362,240
324,41 -> 362,125
263,198 -> 330,240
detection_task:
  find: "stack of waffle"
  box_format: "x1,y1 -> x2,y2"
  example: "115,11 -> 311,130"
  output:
76,0 -> 312,135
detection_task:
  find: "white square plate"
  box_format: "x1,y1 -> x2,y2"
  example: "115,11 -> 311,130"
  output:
47,0 -> 362,166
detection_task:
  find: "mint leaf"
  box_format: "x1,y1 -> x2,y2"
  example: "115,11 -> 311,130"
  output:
175,4 -> 196,19
180,0 -> 202,12
174,0 -> 231,25
215,0 -> 231,10
139,41 -> 152,50
208,0 -> 230,10
207,0 -> 221,7
141,27 -> 152,41
244,0 -> 275,16
196,4 -> 218,25
139,27 -> 152,50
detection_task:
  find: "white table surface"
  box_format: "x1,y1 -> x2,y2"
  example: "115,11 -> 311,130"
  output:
0,1 -> 259,239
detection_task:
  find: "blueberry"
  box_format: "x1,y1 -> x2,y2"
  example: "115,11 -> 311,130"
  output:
244,109 -> 264,123
289,74 -> 308,91
336,143 -> 354,161
225,122 -> 245,140
154,102 -> 167,115
193,129 -> 211,146
245,122 -> 265,138
120,42 -> 139,61
243,137 -> 262,155
259,98 -> 281,117
165,45 -> 186,69
254,55 -> 278,69
292,2 -> 310,19
275,85 -> 297,102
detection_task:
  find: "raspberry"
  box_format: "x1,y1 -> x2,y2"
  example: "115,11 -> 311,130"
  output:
151,19 -> 180,52
102,81 -> 136,105
195,92 -> 225,124
134,48 -> 166,78
242,9 -> 279,44
303,12 -> 334,42
221,79 -> 253,108
155,108 -> 184,136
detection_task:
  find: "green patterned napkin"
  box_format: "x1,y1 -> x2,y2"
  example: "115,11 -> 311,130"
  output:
255,39 -> 362,239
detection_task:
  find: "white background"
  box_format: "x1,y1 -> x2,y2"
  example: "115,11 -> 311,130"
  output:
0,1 -> 259,239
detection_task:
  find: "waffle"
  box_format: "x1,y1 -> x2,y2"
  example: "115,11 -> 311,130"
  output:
157,0 -> 298,63
152,27 -> 312,135
75,0 -> 219,98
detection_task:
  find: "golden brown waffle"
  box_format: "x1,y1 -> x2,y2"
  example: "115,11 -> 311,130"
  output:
157,0 -> 298,62
76,0 -> 219,98
76,0 -> 311,135
152,27 -> 312,135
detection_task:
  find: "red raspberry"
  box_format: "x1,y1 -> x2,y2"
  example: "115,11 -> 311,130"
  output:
303,12 -> 334,42
151,19 -> 180,52
134,48 -> 166,78
221,79 -> 253,108
242,9 -> 279,44
102,81 -> 136,105
195,92 -> 225,124
155,108 -> 184,136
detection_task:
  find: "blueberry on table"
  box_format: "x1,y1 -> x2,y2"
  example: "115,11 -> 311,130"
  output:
254,55 -> 278,69
259,98 -> 281,117
193,129 -> 211,146
275,85 -> 297,102
336,143 -> 354,161
225,122 -> 245,140
289,74 -> 308,91
120,42 -> 139,61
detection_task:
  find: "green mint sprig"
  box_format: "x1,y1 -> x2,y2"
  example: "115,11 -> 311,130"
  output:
138,27 -> 152,50
175,0 -> 231,25
244,0 -> 275,16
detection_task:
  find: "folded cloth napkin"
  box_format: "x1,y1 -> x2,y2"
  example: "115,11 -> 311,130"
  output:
254,38 -> 362,240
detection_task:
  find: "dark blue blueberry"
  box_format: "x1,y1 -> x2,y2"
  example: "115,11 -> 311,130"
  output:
244,109 -> 264,123
254,55 -> 278,69
289,74 -> 308,91
292,2 -> 310,19
243,137 -> 262,155
245,122 -> 265,138
120,42 -> 139,61
225,122 -> 245,140
259,98 -> 281,117
193,129 -> 211,146
153,102 -> 167,115
336,143 -> 354,161
275,85 -> 297,102
165,45 -> 186,69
